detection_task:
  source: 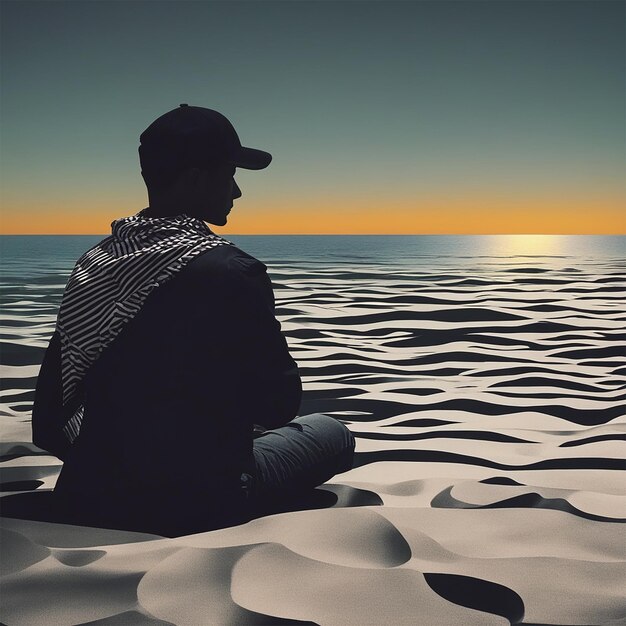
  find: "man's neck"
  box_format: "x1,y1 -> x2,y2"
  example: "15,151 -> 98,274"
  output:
141,204 -> 180,218
143,187 -> 189,217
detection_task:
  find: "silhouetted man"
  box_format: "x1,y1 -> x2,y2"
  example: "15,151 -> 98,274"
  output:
31,104 -> 355,536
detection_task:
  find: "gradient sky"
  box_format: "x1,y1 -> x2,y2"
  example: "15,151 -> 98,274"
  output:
1,0 -> 624,234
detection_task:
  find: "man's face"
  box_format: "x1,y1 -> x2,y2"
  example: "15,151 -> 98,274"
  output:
185,163 -> 242,226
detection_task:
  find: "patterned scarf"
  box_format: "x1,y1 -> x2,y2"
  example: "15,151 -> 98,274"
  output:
56,209 -> 233,442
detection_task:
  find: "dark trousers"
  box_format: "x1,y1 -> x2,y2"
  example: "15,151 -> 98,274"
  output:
246,413 -> 356,506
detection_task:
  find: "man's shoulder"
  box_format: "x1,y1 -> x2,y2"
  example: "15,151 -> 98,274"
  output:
173,243 -> 273,308
182,243 -> 268,283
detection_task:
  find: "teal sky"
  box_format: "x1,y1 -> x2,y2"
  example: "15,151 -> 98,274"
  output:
1,0 -> 624,233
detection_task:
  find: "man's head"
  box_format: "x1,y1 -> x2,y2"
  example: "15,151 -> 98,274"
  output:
138,104 -> 271,223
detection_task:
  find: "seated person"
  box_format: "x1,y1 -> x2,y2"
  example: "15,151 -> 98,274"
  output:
31,104 -> 355,536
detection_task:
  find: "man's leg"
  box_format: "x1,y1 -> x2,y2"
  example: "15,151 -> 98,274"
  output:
249,413 -> 355,503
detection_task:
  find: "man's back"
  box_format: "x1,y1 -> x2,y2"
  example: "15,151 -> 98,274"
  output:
33,243 -> 302,534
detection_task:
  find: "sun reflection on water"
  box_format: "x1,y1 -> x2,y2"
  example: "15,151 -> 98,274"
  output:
487,235 -> 567,257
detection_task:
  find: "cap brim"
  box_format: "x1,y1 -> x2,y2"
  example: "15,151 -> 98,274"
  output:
232,146 -> 272,170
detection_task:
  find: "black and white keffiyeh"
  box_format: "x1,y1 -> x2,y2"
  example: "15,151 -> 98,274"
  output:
57,210 -> 233,442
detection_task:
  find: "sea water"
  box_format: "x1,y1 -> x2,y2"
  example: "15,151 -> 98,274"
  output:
1,234 -> 625,269
0,235 -> 626,488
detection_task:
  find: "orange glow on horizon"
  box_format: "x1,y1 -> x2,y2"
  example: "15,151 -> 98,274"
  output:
1,194 -> 624,235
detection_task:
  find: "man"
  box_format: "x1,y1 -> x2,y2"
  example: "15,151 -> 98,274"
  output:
31,104 -> 355,536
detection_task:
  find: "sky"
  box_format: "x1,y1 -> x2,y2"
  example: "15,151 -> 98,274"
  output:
1,0 -> 624,235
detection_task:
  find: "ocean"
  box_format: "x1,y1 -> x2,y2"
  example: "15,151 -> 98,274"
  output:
2,232 -> 624,465
1,234 -> 624,426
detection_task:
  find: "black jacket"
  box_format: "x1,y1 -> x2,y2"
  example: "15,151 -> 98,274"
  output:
31,244 -> 302,533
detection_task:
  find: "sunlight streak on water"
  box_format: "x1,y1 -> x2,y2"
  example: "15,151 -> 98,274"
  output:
488,235 -> 566,257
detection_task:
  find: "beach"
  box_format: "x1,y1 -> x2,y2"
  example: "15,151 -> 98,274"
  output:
1,234 -> 625,625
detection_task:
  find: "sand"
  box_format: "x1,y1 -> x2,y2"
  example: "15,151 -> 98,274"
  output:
1,465 -> 624,624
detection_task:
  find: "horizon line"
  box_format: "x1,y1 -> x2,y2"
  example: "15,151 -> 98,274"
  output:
1,232 -> 625,237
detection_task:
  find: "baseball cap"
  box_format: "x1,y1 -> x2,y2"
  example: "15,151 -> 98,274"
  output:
139,104 -> 272,184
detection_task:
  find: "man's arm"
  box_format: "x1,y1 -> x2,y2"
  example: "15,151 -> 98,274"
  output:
31,330 -> 71,460
222,254 -> 302,429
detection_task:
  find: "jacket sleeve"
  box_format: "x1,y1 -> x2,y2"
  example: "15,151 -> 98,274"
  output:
221,254 -> 302,429
31,330 -> 71,460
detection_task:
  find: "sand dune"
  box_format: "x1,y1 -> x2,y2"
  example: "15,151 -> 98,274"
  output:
1,251 -> 625,624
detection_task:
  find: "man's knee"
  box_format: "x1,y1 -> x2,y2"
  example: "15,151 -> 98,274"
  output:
294,413 -> 355,463
254,414 -> 355,495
